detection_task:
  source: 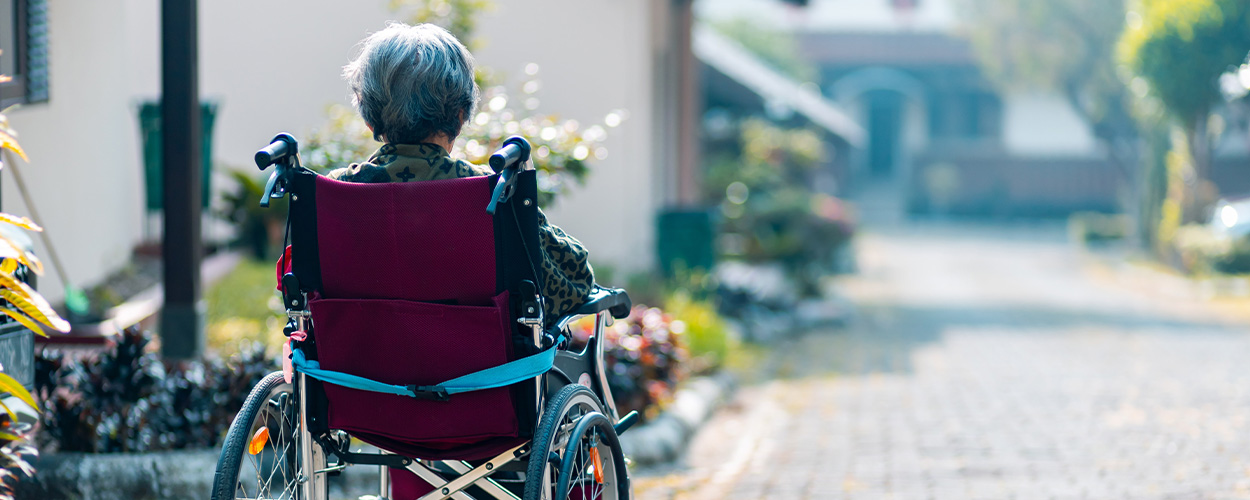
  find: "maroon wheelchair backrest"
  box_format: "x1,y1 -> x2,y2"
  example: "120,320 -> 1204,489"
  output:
306,174 -> 528,459
313,175 -> 497,305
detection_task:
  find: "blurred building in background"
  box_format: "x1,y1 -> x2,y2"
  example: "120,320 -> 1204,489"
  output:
699,0 -> 1124,219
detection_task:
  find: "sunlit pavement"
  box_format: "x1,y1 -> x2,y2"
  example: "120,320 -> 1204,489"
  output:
633,222 -> 1250,500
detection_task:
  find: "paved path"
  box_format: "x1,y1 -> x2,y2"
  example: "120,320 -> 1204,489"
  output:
634,223 -> 1250,500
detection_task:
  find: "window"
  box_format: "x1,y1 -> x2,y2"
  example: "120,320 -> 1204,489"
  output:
1,0 -> 48,108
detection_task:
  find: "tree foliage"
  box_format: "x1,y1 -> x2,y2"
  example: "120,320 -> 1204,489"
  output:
1119,0 -> 1250,130
704,120 -> 853,297
389,0 -> 494,50
953,0 -> 1137,166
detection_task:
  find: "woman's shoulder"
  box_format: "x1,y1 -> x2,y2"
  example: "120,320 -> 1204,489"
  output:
424,152 -> 492,179
324,160 -> 392,183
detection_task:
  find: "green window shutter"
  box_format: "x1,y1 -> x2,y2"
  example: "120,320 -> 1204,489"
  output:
24,0 -> 47,103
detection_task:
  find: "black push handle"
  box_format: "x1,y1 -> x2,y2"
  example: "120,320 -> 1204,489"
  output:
256,133 -> 299,170
488,136 -> 532,173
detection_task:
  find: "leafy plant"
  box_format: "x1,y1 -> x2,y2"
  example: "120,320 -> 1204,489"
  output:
663,292 -> 735,374
390,0 -> 494,51
219,170 -> 288,260
453,78 -> 623,206
0,60 -> 73,499
0,371 -> 38,500
705,119 -> 855,297
568,306 -> 689,420
35,327 -> 273,453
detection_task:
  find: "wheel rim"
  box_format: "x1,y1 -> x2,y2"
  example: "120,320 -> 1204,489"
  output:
558,413 -> 619,500
234,382 -> 302,500
527,386 -> 629,500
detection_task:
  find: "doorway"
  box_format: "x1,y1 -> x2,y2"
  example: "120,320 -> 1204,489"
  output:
866,89 -> 903,179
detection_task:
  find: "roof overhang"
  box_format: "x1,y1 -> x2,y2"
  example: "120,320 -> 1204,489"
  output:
693,24 -> 866,147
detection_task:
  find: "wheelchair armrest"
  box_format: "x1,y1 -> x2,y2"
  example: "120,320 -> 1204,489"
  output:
545,287 -> 632,338
575,287 -> 632,319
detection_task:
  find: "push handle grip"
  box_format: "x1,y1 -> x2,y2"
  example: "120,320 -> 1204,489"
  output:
256,133 -> 299,170
488,136 -> 532,173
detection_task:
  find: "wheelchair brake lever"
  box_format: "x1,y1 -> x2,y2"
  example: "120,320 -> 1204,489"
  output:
260,169 -> 282,208
485,166 -> 519,215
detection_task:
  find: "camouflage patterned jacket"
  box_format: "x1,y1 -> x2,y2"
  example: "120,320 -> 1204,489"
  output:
326,143 -> 595,323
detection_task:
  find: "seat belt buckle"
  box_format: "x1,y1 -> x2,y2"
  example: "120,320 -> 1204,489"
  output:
408,385 -> 450,402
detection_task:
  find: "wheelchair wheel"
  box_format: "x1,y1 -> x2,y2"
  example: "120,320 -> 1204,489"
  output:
525,385 -> 629,500
211,371 -> 317,500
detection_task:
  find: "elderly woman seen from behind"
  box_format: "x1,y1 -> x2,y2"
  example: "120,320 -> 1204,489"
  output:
327,22 -> 595,324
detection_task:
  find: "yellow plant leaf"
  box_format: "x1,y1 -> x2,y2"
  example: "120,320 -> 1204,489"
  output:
0,372 -> 38,412
0,214 -> 41,232
0,259 -> 16,275
0,431 -> 22,442
0,307 -> 46,337
0,235 -> 42,275
0,272 -> 40,303
24,252 -> 42,275
0,267 -> 61,328
0,288 -> 69,332
0,398 -> 13,424
0,132 -> 27,162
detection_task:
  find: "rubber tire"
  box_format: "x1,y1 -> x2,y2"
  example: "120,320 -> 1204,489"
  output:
524,385 -> 630,500
210,371 -> 307,500
555,411 -> 628,500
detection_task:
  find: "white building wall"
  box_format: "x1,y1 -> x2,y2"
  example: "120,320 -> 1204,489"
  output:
5,0 -> 150,303
1001,93 -> 1100,158
457,0 -> 660,277
7,0 -> 659,303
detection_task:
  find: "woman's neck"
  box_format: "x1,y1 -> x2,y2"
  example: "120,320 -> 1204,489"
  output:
423,134 -> 455,153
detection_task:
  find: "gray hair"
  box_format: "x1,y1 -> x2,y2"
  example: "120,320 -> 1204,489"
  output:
344,22 -> 479,144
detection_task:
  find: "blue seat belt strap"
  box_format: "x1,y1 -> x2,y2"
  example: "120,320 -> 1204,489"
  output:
291,348 -> 417,398
441,337 -> 561,394
290,335 -> 563,399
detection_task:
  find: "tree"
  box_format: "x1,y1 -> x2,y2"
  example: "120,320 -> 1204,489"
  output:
954,0 -> 1139,176
388,0 -> 494,50
1119,0 -> 1250,220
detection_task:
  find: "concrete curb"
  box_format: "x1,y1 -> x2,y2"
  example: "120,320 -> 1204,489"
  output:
18,448 -> 387,500
17,449 -> 219,500
618,372 -> 737,466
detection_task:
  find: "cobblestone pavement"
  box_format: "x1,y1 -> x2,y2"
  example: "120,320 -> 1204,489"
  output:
633,223 -> 1250,500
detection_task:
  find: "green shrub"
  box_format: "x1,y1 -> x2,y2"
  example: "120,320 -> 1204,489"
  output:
664,292 -> 734,373
34,328 -> 272,453
1070,212 -> 1130,246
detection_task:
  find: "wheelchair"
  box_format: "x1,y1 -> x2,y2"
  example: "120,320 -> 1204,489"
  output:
210,134 -> 638,500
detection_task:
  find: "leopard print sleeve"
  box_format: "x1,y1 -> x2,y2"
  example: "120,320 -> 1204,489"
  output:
536,209 -> 595,323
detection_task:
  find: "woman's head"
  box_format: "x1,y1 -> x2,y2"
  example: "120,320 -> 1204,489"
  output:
344,22 -> 479,145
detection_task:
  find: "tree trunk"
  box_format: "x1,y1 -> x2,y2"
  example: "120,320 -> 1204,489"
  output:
1184,114 -> 1214,223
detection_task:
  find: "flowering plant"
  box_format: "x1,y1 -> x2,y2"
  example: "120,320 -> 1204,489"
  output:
568,306 -> 688,419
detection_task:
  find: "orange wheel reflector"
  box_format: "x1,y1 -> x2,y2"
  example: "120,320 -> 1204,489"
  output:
589,446 -> 604,484
249,427 -> 270,455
